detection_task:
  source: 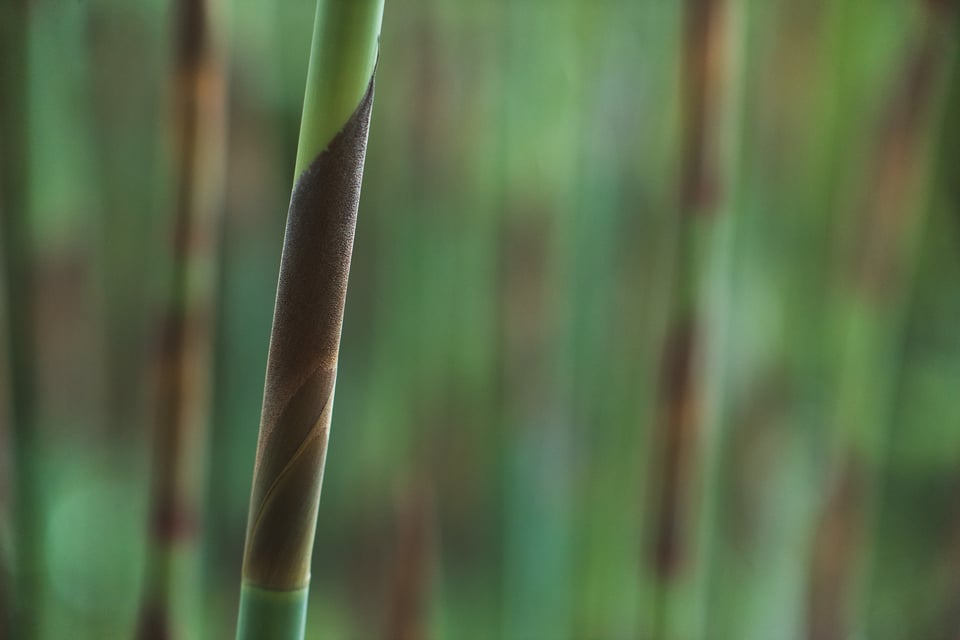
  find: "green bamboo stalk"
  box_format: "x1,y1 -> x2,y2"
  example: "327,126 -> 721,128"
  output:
570,5 -> 653,636
806,5 -> 959,639
498,3 -> 580,639
236,1 -> 383,637
644,0 -> 744,638
135,0 -> 229,637
88,0 -> 167,445
0,0 -> 43,637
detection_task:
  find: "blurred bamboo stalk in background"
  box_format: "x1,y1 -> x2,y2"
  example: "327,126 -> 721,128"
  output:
644,0 -> 743,638
806,3 -> 959,639
236,0 -> 383,636
0,0 -> 44,637
499,1 -> 581,638
135,0 -> 228,636
384,481 -> 434,640
88,0 -> 166,445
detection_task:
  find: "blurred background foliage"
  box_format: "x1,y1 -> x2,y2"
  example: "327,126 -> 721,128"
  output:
1,0 -> 959,638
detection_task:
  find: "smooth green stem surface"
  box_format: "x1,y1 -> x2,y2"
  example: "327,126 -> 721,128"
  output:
236,584 -> 308,640
294,0 -> 384,177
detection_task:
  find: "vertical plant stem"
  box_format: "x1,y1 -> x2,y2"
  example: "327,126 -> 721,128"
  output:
87,0 -> 167,445
136,0 -> 228,637
0,0 -> 42,637
236,1 -> 383,637
383,482 -> 434,640
498,2 -> 580,638
645,0 -> 743,638
806,5 -> 959,639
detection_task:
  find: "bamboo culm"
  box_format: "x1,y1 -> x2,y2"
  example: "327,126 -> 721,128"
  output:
236,1 -> 384,637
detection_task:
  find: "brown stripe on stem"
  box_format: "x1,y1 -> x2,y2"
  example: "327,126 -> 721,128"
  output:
384,482 -> 435,640
644,0 -> 730,596
648,320 -> 701,579
806,457 -> 868,640
137,0 -> 226,634
241,79 -> 374,590
846,16 -> 953,305
678,0 -> 729,215
500,205 -> 553,396
146,305 -> 214,546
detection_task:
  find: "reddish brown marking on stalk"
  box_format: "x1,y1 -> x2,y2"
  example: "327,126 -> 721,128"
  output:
384,483 -> 434,640
806,457 -> 867,640
649,321 -> 700,579
848,25 -> 948,305
150,500 -> 200,544
500,207 -> 553,404
146,303 -> 213,546
679,0 -> 728,215
137,0 -> 224,635
411,17 -> 449,195
35,253 -> 99,418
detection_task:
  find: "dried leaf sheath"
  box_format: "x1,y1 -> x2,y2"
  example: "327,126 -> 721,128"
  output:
241,79 -> 374,591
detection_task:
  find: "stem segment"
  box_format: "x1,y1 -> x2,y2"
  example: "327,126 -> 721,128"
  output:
0,0 -> 42,637
137,0 -> 228,637
236,1 -> 383,637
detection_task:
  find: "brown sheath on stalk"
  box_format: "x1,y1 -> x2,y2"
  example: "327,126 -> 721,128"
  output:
240,81 -> 374,589
137,0 -> 227,636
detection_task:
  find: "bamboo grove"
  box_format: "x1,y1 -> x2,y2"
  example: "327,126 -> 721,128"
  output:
0,0 -> 958,638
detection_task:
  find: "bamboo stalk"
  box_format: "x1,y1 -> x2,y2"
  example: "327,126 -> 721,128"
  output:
135,0 -> 228,637
236,1 -> 383,636
806,5 -> 959,639
87,0 -> 166,445
498,3 -> 581,637
644,0 -> 743,638
383,481 -> 434,640
0,0 -> 43,637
